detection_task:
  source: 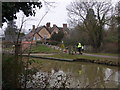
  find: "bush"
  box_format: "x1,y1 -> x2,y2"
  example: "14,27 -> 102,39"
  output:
101,43 -> 118,53
2,53 -> 24,88
50,31 -> 64,42
2,53 -> 39,89
48,41 -> 60,45
36,41 -> 42,45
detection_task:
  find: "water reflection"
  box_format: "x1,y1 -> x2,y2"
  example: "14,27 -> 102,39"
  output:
26,59 -> 119,88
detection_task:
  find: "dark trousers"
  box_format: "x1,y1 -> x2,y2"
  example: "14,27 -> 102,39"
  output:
78,47 -> 82,54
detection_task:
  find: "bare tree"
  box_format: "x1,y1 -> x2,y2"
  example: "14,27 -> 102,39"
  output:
13,14 -> 35,88
115,1 -> 120,55
20,1 -> 56,89
66,0 -> 113,51
4,21 -> 18,44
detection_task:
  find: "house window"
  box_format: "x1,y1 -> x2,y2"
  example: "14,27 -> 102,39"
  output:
38,37 -> 41,40
33,37 -> 36,40
44,35 -> 47,40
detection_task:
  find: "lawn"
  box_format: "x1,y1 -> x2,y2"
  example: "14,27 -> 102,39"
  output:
30,45 -> 119,63
86,52 -> 119,57
45,53 -> 119,63
31,45 -> 60,53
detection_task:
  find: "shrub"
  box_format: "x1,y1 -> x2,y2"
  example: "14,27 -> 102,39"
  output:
101,43 -> 118,53
2,54 -> 24,88
36,41 -> 42,45
48,41 -> 60,45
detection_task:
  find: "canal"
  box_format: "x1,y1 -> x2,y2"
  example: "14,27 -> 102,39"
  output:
25,58 -> 119,88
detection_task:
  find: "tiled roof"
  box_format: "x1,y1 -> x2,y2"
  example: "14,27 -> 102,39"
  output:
23,32 -> 34,40
23,26 -> 50,40
35,26 -> 52,34
23,25 -> 70,40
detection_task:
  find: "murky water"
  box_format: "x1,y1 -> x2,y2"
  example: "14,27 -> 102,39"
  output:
25,59 -> 119,88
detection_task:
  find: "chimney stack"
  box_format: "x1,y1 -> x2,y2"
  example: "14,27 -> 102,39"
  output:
32,25 -> 35,31
46,22 -> 50,28
53,24 -> 56,28
63,24 -> 67,28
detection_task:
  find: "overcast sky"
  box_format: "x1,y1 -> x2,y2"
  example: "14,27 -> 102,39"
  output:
1,0 -> 118,35
2,0 -> 73,34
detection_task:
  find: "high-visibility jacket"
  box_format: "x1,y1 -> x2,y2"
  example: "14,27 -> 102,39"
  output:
77,43 -> 82,48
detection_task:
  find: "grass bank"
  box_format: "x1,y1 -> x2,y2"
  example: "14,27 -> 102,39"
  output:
30,45 -> 119,66
86,53 -> 119,57
24,53 -> 119,67
41,53 -> 118,62
31,45 -> 59,53
30,53 -> 119,67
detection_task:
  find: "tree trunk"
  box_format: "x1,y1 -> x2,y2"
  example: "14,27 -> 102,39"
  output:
13,43 -> 21,88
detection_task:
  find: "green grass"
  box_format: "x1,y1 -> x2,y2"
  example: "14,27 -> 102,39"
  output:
3,47 -> 14,50
30,45 -> 118,63
86,53 -> 119,56
45,53 -> 119,63
31,45 -> 60,53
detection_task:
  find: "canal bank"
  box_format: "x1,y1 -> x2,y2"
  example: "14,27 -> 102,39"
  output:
23,54 -> 119,67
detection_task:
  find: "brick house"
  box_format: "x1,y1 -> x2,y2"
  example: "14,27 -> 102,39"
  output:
22,22 -> 70,42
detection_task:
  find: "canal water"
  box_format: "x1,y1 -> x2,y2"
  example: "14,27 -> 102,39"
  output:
25,59 -> 119,88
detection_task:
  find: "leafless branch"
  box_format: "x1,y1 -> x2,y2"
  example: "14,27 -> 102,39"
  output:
36,10 -> 49,27
67,1 -> 113,27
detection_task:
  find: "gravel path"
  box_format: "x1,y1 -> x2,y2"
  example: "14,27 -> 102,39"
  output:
23,53 -> 119,67
83,53 -> 119,59
4,49 -> 118,59
23,53 -> 54,56
24,53 -> 119,59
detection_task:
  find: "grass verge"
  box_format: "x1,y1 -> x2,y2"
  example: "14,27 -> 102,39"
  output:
31,45 -> 60,53
86,53 -> 119,57
45,53 -> 119,63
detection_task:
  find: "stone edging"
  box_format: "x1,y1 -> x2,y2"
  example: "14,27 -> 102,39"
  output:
23,55 -> 74,62
74,58 -> 119,67
23,55 -> 119,67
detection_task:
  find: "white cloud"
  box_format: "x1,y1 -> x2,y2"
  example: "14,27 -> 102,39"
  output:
14,0 -> 73,31
2,0 -> 118,34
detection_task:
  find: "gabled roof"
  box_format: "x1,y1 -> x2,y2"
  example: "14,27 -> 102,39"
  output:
35,26 -> 51,34
23,26 -> 51,40
23,24 -> 70,40
50,25 -> 60,32
57,27 -> 70,34
23,32 -> 34,40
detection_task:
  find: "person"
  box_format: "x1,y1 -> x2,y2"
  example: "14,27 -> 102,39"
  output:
81,45 -> 84,52
77,42 -> 82,54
